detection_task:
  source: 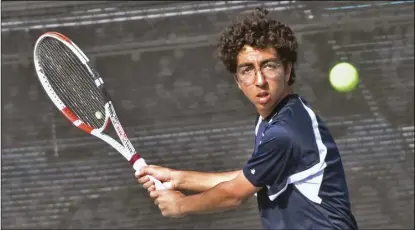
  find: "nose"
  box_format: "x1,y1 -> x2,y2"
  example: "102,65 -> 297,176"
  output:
254,70 -> 267,87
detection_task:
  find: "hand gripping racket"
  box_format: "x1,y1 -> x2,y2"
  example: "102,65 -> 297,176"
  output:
33,32 -> 165,190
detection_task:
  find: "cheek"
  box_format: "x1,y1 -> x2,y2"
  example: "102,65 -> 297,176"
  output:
240,85 -> 256,98
280,69 -> 289,85
269,75 -> 286,93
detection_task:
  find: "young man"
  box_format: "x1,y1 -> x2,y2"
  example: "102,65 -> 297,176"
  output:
136,8 -> 358,229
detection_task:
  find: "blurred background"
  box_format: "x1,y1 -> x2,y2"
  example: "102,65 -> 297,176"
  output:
1,1 -> 414,229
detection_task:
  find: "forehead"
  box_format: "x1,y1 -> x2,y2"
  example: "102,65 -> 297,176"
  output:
237,45 -> 278,63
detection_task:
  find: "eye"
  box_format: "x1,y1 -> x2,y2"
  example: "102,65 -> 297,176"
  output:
263,62 -> 278,69
240,67 -> 254,75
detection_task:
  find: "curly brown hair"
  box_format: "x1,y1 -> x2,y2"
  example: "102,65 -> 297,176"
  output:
216,8 -> 298,85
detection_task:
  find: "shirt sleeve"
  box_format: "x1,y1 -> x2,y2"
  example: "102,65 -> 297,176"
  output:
243,125 -> 295,190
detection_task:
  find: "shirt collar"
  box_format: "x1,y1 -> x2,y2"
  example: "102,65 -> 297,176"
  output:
259,93 -> 298,123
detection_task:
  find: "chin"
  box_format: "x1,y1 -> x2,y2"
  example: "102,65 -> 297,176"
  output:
255,101 -> 273,110
255,98 -> 277,111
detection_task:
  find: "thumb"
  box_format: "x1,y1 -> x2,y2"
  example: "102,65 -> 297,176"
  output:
162,181 -> 173,190
149,189 -> 161,199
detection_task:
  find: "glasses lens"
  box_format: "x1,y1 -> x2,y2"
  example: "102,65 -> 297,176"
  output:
237,61 -> 282,85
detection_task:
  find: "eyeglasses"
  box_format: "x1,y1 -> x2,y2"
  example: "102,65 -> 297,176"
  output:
236,60 -> 284,86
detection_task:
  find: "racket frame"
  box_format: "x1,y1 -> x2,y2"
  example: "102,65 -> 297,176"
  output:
33,32 -> 164,189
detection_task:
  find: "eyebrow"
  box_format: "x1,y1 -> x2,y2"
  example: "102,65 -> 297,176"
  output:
237,58 -> 280,69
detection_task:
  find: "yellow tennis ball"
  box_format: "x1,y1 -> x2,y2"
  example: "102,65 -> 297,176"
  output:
329,62 -> 359,93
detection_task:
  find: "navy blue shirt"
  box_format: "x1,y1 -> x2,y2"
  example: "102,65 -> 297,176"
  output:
242,94 -> 358,230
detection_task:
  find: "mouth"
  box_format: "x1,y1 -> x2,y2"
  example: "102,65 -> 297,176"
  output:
257,91 -> 269,97
257,91 -> 270,104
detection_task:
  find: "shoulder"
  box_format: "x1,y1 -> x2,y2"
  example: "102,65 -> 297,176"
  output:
261,123 -> 293,148
261,96 -> 313,144
275,95 -> 309,121
271,95 -> 320,132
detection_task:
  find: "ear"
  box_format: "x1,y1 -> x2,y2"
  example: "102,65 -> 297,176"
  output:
285,62 -> 292,83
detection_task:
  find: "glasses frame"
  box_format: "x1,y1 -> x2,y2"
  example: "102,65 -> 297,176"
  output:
236,59 -> 284,86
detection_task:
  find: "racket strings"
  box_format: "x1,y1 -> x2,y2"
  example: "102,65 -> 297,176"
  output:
42,39 -> 103,126
36,37 -> 106,129
39,44 -> 96,126
38,40 -> 100,126
46,41 -> 105,129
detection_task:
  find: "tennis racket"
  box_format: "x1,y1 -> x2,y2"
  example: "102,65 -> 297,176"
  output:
33,32 -> 165,190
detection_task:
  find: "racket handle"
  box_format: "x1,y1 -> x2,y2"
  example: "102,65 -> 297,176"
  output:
132,158 -> 166,190
147,175 -> 166,191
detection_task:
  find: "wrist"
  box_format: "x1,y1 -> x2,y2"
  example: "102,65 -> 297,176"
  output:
177,195 -> 189,216
171,169 -> 183,190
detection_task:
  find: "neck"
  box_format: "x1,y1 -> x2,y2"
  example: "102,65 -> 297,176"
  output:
258,87 -> 292,119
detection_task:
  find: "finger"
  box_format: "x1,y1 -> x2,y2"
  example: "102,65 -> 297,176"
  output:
137,176 -> 149,184
135,166 -> 153,178
134,169 -> 146,178
158,204 -> 164,210
154,199 -> 159,206
147,185 -> 156,193
149,190 -> 159,199
143,180 -> 154,189
161,211 -> 169,217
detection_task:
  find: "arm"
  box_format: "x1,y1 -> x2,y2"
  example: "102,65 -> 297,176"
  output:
137,166 -> 239,193
173,170 -> 240,192
173,126 -> 294,216
177,171 -> 260,215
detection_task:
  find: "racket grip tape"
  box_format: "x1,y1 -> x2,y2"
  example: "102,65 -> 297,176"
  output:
132,157 -> 166,190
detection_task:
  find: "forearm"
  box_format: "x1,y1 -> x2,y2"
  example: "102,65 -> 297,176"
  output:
178,181 -> 243,215
173,170 -> 240,192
